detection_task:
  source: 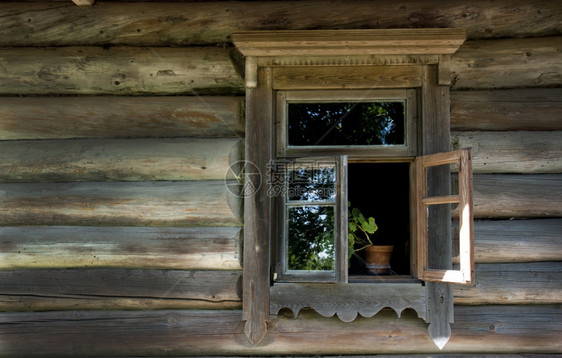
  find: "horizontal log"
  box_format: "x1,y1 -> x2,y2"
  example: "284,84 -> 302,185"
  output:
452,36 -> 562,89
0,269 -> 242,311
0,138 -> 243,182
1,220 -> 556,269
0,47 -> 243,95
466,219 -> 562,263
0,96 -> 244,140
270,356 -> 562,358
0,181 -> 242,226
0,306 -> 560,356
1,39 -> 558,97
0,226 -> 241,270
253,356 -> 562,358
454,262 -> 562,305
451,89 -> 562,131
471,174 -> 562,219
0,1 -> 560,46
451,131 -> 562,174
1,175 -> 556,225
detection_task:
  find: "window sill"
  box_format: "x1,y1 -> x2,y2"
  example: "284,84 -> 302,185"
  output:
348,275 -> 421,284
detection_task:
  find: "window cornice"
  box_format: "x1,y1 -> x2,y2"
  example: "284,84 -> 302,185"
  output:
233,29 -> 466,57
233,29 -> 466,88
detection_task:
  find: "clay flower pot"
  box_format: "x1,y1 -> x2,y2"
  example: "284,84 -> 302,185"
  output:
364,245 -> 394,275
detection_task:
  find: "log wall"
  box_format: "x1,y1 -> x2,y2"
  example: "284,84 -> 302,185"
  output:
0,0 -> 560,356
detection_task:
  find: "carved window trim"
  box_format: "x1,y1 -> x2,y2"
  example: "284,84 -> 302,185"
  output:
233,29 -> 469,349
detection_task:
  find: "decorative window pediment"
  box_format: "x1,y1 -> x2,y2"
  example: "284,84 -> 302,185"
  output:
233,29 -> 470,350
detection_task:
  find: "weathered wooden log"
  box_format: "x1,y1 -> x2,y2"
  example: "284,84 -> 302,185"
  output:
0,226 -> 241,270
0,96 -> 244,140
451,89 -> 562,131
0,138 -> 243,182
2,223 -> 558,305
259,356 -> 562,358
0,269 -> 242,311
0,181 -> 243,226
0,1 -> 560,46
471,174 -> 562,219
13,262 -> 551,318
451,131 -> 562,174
1,39 -> 558,95
452,36 -> 562,89
0,47 -> 244,95
454,262 -> 562,305
0,306 -> 560,356
462,219 -> 562,263
1,175 -> 555,225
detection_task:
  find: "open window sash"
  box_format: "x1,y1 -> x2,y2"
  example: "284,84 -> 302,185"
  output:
275,155 -> 348,283
415,148 -> 474,285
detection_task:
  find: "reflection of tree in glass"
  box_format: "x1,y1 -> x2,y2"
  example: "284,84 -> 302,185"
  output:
288,166 -> 335,202
288,102 -> 405,146
288,206 -> 335,270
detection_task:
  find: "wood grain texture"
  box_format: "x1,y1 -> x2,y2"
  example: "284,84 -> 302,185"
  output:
451,36 -> 562,90
0,226 -> 241,270
0,47 -> 243,95
270,282 -> 426,322
273,66 -> 423,89
467,219 -> 562,263
0,1 -> 560,46
233,29 -> 466,56
0,138 -> 242,182
451,131 -> 562,174
0,306 -> 560,356
454,262 -> 562,305
451,89 -> 562,131
0,269 -> 242,311
0,181 -> 243,227
0,96 -> 244,140
419,65 -> 454,348
242,67 -> 272,345
470,174 -> 562,219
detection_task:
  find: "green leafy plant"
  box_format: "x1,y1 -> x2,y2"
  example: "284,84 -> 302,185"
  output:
348,204 -> 378,259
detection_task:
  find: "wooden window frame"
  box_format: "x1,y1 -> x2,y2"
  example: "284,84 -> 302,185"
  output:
233,29 -> 468,349
274,156 -> 346,283
276,89 -> 417,158
416,148 -> 474,285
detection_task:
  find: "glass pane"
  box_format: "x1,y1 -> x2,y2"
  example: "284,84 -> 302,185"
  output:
426,163 -> 457,197
287,205 -> 335,271
427,203 -> 453,271
288,163 -> 336,202
288,102 -> 405,146
451,218 -> 461,269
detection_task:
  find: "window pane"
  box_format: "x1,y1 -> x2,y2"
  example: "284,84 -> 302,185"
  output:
288,164 -> 336,202
427,203 -> 453,271
288,102 -> 405,146
426,163 -> 456,197
287,205 -> 335,271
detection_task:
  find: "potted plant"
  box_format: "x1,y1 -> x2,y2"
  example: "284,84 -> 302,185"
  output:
348,205 -> 393,275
